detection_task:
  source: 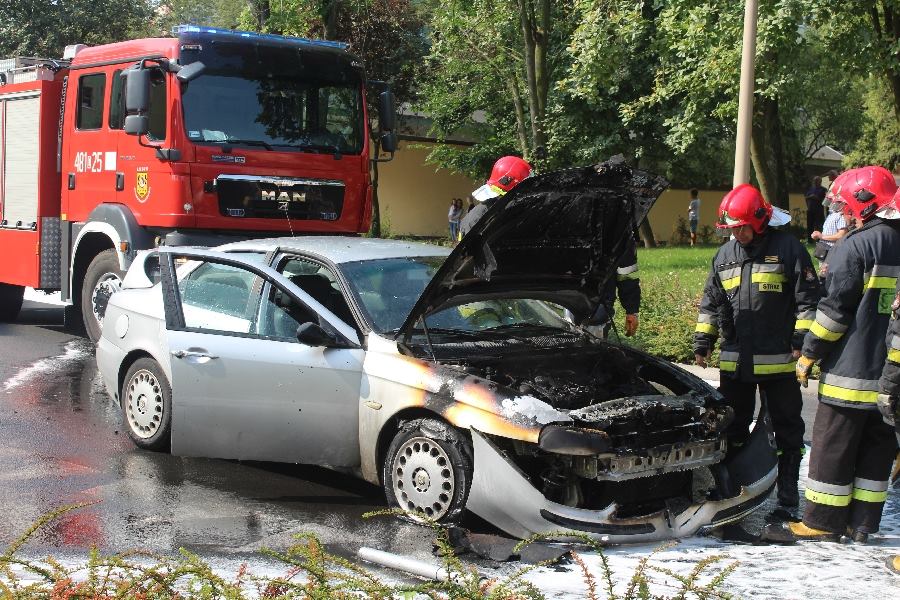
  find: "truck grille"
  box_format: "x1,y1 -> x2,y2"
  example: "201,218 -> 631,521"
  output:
215,175 -> 345,221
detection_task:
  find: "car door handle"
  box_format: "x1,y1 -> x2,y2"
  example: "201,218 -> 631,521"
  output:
171,350 -> 219,360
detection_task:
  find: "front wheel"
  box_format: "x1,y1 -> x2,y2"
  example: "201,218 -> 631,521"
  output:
383,418 -> 473,524
81,249 -> 124,343
121,358 -> 172,452
0,283 -> 24,322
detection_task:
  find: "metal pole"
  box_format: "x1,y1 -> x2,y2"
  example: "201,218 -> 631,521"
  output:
733,0 -> 759,187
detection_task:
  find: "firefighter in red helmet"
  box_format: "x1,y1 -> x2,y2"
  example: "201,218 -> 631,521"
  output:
694,184 -> 820,522
459,156 -> 532,238
778,166 -> 900,543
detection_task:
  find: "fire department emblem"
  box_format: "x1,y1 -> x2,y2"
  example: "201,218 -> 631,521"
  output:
135,171 -> 150,203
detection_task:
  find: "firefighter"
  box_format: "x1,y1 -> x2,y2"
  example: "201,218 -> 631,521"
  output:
694,184 -> 819,521
788,166 -> 900,543
589,233 -> 640,338
459,155 -> 532,238
877,269 -> 900,573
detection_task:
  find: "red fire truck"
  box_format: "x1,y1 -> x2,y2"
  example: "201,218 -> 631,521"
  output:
0,25 -> 396,341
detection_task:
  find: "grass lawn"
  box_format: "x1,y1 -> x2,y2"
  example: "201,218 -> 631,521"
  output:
611,244 -> 718,363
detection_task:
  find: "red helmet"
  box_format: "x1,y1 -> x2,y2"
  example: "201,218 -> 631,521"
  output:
471,156 -> 532,201
716,184 -> 773,235
830,165 -> 898,222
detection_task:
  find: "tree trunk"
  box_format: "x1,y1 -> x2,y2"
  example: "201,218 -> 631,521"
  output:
516,0 -> 547,153
255,1 -> 270,31
323,1 -> 340,40
750,95 -> 789,210
638,219 -> 657,248
506,77 -> 531,157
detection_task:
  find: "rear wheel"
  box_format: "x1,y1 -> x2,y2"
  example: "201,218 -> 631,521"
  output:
383,418 -> 473,524
0,283 -> 24,322
81,249 -> 124,343
121,358 -> 172,451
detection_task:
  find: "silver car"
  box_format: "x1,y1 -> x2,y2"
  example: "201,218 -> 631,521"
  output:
96,162 -> 777,542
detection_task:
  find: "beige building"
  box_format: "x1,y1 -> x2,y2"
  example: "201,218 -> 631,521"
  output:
377,146 -> 813,243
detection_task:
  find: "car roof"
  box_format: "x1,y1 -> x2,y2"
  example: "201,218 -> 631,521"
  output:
216,236 -> 451,264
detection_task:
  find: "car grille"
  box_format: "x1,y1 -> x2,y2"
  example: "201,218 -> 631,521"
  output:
215,175 -> 345,221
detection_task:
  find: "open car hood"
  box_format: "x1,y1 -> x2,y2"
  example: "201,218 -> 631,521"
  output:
397,159 -> 668,339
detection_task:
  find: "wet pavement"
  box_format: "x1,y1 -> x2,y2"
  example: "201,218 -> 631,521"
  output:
0,295 -> 436,565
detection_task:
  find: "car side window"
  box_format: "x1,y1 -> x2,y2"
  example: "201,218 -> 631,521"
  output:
257,282 -> 318,340
76,73 -> 106,130
177,261 -> 259,333
278,256 -> 355,325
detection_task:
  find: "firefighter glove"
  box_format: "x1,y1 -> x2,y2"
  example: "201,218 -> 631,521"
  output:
876,393 -> 898,426
796,355 -> 815,388
625,314 -> 639,337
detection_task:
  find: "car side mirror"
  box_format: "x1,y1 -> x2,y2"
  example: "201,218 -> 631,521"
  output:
296,322 -> 349,348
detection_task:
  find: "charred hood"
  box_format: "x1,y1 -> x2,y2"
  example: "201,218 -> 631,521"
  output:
398,159 -> 667,338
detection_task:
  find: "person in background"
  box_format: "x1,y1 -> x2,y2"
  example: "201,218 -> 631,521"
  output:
467,197 -> 476,216
687,188 -> 701,246
805,176 -> 828,241
811,193 -> 850,283
448,198 -> 463,243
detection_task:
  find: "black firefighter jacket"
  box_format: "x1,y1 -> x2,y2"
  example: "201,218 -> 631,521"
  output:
694,228 -> 820,382
803,218 -> 900,410
879,278 -> 900,398
601,235 -> 640,317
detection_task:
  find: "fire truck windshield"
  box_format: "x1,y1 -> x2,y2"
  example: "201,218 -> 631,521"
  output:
179,42 -> 365,155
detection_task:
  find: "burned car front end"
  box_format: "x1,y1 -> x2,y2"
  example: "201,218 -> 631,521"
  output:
375,160 -> 776,542
394,331 -> 776,543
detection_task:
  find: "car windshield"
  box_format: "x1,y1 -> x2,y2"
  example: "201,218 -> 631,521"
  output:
180,43 -> 363,154
339,256 -> 572,334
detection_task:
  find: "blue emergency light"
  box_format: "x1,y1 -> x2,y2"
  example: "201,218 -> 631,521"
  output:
172,24 -> 350,51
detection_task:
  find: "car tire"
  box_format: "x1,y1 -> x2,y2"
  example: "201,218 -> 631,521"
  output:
121,358 -> 172,452
0,283 -> 24,322
82,249 -> 124,343
383,418 -> 473,524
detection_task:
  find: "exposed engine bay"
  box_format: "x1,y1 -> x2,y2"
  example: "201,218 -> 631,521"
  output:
405,336 -> 736,516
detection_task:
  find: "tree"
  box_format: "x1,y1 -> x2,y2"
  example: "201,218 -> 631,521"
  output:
156,0 -> 248,31
845,77 -> 900,169
0,0 -> 153,58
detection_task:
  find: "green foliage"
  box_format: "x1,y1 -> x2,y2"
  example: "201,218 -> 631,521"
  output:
845,77 -> 900,170
611,246 -> 716,364
156,0 -> 248,31
0,0 -> 154,58
2,505 -> 741,600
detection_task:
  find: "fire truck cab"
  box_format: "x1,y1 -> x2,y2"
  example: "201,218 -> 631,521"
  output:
0,25 -> 396,341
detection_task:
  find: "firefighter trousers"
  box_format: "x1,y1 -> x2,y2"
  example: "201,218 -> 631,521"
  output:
720,375 -> 805,452
803,402 -> 897,534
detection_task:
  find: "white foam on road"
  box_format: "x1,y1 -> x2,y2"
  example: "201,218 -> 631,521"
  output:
23,288 -> 66,306
2,340 -> 90,392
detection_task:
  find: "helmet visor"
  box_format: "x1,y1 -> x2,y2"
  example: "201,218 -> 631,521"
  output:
769,207 -> 791,227
472,183 -> 505,202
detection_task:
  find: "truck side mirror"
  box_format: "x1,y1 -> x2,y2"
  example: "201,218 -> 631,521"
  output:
176,61 -> 205,83
125,68 -> 150,113
124,115 -> 149,136
123,68 -> 150,137
378,90 -> 396,132
380,131 -> 397,154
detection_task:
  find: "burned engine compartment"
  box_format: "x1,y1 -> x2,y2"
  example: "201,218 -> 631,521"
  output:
406,336 -> 736,515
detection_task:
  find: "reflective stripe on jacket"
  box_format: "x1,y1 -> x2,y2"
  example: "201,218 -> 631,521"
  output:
879,277 -> 900,398
802,219 -> 900,409
694,228 -> 820,382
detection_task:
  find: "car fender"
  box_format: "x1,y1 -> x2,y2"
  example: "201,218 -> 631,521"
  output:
358,340 -> 571,483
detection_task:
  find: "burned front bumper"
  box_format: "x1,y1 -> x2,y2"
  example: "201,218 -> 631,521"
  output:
466,407 -> 778,543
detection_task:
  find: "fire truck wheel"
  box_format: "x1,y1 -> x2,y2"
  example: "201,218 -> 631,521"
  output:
0,283 -> 25,322
82,249 -> 124,343
121,357 -> 172,451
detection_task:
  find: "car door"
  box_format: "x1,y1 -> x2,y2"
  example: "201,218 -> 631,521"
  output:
158,248 -> 363,467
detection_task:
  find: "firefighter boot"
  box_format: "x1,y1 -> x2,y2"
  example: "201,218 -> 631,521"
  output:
786,521 -> 840,542
767,450 -> 802,522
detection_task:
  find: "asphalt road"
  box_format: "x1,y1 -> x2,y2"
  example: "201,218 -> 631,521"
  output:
0,293 -> 826,566
0,294 -> 436,565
